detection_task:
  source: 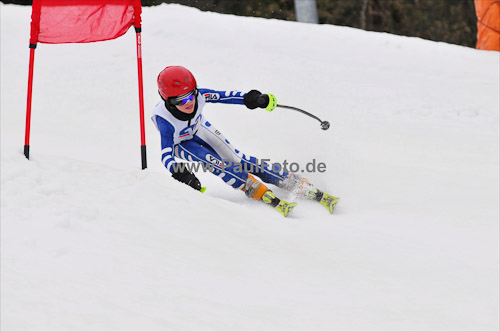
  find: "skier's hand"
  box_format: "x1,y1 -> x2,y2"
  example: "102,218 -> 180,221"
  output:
171,165 -> 202,191
244,90 -> 277,112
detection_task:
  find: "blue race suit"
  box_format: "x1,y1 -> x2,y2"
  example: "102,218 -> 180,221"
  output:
151,89 -> 288,189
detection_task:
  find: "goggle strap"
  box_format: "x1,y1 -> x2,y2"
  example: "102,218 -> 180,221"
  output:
172,89 -> 197,102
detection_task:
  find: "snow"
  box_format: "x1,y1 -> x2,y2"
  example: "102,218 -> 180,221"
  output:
1,3 -> 499,331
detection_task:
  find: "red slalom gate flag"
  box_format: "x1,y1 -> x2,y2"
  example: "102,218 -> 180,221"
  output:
25,0 -> 147,169
30,0 -> 141,44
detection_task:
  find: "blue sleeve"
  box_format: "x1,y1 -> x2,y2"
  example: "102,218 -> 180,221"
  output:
156,117 -> 177,174
198,88 -> 246,105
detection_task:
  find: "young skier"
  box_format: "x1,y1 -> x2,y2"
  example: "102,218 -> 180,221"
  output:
151,66 -> 338,217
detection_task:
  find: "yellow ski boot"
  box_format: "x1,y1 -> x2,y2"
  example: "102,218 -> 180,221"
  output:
243,174 -> 297,217
262,190 -> 297,217
319,193 -> 340,214
281,173 -> 339,214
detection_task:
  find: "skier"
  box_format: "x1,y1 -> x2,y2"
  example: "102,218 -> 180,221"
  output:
151,66 -> 338,217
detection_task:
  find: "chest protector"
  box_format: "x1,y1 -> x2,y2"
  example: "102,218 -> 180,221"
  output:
151,94 -> 206,145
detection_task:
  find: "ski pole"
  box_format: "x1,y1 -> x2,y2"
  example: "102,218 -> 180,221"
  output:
276,104 -> 330,130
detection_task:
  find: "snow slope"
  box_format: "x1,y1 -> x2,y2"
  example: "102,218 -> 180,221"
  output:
1,3 -> 499,331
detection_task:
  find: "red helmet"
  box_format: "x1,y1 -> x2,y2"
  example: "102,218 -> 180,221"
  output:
157,66 -> 197,100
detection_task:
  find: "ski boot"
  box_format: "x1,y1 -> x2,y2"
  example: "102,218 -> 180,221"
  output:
243,174 -> 297,217
319,193 -> 339,214
262,190 -> 297,217
281,173 -> 339,214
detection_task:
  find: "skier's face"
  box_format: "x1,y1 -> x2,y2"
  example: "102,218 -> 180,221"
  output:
175,94 -> 196,114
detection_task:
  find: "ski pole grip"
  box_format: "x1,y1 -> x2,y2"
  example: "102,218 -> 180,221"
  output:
266,93 -> 277,112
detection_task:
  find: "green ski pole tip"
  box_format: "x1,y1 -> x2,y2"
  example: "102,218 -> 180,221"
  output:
200,187 -> 207,193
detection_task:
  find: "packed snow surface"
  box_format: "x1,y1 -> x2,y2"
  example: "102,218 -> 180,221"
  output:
1,3 -> 499,331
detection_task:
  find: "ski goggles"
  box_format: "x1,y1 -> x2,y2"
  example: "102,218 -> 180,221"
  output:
170,89 -> 197,106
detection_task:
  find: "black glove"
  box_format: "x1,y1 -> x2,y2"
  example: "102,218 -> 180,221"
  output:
244,90 -> 270,109
171,164 -> 202,191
